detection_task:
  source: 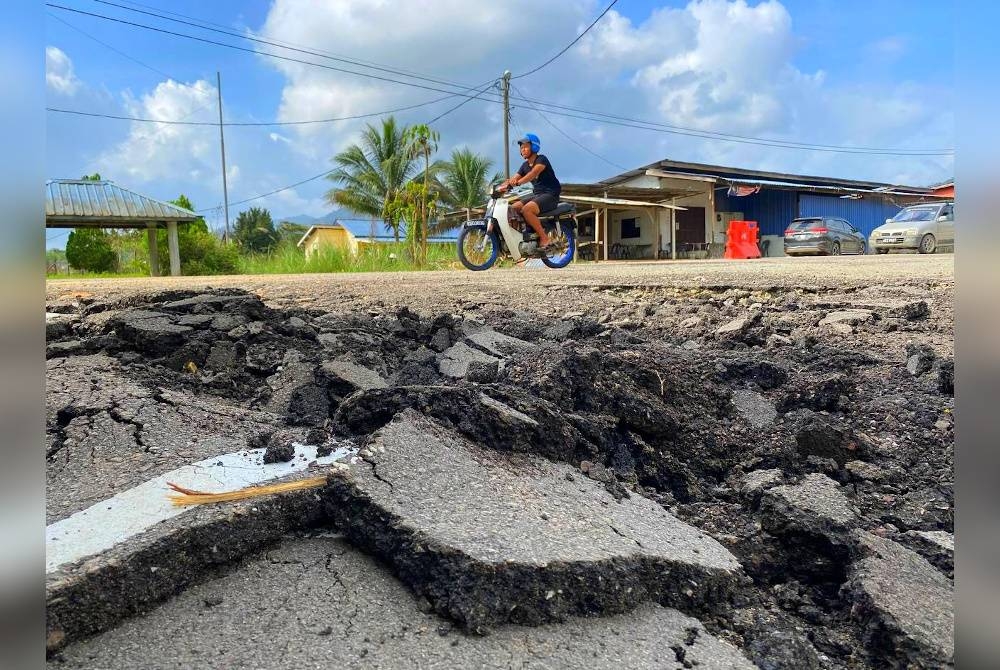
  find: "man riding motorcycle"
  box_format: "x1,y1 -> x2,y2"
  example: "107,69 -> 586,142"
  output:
498,133 -> 561,254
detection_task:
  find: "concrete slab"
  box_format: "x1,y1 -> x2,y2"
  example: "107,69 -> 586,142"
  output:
320,359 -> 388,393
437,341 -> 500,378
45,465 -> 348,653
818,310 -> 873,326
844,531 -> 954,667
731,390 -> 777,429
761,473 -> 858,539
49,535 -> 755,670
46,443 -> 354,573
46,355 -> 289,524
324,411 -> 744,631
465,329 -> 534,357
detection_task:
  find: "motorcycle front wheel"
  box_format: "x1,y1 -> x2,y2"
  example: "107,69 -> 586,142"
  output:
457,225 -> 500,271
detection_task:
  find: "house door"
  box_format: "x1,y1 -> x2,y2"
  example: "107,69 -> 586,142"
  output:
675,207 -> 706,248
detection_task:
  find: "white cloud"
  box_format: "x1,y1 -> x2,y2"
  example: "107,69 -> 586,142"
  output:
46,46 -> 80,96
871,36 -> 907,60
256,0 -> 587,159
96,79 -> 219,183
574,0 -> 951,183
58,0 -> 950,222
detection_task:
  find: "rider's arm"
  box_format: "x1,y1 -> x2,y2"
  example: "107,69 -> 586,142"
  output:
507,163 -> 546,187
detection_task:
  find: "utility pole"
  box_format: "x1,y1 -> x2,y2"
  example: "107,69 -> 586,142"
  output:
502,70 -> 511,180
216,71 -> 231,243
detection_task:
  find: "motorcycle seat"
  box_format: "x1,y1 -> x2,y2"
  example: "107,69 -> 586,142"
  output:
538,202 -> 575,218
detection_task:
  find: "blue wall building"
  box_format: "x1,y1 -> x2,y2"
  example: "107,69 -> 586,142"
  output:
567,159 -> 947,259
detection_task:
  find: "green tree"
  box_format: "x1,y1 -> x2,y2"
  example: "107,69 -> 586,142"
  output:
276,220 -> 310,246
143,195 -> 239,275
325,117 -> 420,243
401,124 -> 440,265
80,172 -> 102,181
439,148 -> 501,232
66,229 -> 116,272
233,206 -> 279,253
386,181 -> 440,267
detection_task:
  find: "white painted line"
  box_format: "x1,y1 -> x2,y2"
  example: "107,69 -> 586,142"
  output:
46,444 -> 355,574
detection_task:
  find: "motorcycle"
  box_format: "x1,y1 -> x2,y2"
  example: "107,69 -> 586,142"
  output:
456,186 -> 577,271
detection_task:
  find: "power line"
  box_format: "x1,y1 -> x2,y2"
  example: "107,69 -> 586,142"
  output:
90,0 -> 483,91
48,3 -> 499,102
197,170 -> 333,211
427,80 -> 500,126
512,96 -> 953,155
46,91 -> 481,126
47,10 -> 177,80
512,0 -> 619,79
51,3 -> 949,155
511,83 -> 627,171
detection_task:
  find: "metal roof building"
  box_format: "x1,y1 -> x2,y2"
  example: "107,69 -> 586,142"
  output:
568,159 -> 947,260
45,179 -> 201,276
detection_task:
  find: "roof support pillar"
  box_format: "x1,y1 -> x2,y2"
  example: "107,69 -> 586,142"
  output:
146,223 -> 160,277
671,198 -> 677,260
167,221 -> 181,276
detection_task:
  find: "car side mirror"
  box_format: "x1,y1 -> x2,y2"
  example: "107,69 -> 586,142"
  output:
885,218 -> 892,224
937,215 -> 948,222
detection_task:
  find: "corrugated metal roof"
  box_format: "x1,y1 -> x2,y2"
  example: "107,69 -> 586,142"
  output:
45,179 -> 199,222
598,158 -> 939,194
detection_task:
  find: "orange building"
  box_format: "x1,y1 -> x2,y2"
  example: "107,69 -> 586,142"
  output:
929,179 -> 954,198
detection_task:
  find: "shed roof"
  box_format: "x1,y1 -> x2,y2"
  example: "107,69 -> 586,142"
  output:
596,158 -> 941,196
45,179 -> 201,228
561,183 -> 703,202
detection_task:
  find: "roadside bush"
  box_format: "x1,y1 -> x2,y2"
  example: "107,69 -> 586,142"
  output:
66,229 -> 116,273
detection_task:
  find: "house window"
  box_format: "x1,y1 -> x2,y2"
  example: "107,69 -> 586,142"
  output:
621,217 -> 640,239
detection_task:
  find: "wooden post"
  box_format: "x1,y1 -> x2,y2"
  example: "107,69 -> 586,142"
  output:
671,198 -> 677,260
653,208 -> 661,260
146,223 -> 160,276
167,221 -> 181,276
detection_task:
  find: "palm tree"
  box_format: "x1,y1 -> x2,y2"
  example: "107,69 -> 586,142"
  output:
438,148 -> 502,233
404,124 -> 440,264
325,116 -> 419,243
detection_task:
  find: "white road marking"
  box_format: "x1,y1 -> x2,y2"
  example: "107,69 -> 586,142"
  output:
46,444 -> 355,574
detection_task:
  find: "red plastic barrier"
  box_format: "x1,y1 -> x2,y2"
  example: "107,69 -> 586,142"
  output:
724,220 -> 762,259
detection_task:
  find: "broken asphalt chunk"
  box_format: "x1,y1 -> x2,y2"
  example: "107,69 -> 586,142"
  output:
844,531 -> 953,668
323,411 -> 744,631
761,473 -> 858,540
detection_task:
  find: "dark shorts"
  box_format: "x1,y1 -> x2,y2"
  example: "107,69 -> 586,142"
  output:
522,191 -> 560,215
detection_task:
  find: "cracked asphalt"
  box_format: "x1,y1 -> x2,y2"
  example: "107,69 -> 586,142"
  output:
45,255 -> 954,669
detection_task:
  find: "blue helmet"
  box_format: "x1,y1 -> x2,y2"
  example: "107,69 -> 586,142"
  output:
517,133 -> 540,154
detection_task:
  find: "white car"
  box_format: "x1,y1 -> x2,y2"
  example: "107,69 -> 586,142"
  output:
870,202 -> 954,254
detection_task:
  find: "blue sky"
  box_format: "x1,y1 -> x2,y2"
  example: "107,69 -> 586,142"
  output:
45,0 -> 954,244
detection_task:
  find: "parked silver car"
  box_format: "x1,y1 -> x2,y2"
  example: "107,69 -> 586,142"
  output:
870,202 -> 954,254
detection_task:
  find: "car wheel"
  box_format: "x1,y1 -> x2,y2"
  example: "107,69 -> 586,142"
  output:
858,242 -> 866,255
919,233 -> 936,254
831,241 -> 841,256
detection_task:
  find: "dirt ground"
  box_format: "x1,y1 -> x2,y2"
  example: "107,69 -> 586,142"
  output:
45,254 -> 954,669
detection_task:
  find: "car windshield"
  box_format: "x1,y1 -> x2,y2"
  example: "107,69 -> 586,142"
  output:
891,207 -> 937,222
789,219 -> 823,230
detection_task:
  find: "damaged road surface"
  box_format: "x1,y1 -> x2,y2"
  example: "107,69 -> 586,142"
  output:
46,257 -> 954,669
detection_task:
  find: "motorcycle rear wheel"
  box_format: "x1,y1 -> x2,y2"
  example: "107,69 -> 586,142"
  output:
540,225 -> 576,269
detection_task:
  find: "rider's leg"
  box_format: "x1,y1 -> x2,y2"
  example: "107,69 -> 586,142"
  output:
510,201 -> 524,230
520,201 -> 551,246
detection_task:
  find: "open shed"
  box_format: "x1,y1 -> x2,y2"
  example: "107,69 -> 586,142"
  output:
46,179 -> 201,276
